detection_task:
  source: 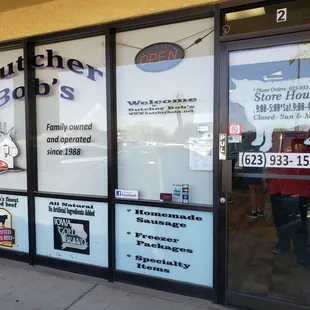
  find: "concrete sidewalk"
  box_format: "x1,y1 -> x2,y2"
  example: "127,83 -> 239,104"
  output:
0,258 -> 229,310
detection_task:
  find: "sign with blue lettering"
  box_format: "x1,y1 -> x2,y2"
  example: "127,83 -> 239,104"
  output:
182,184 -> 189,204
115,189 -> 139,199
197,123 -> 209,134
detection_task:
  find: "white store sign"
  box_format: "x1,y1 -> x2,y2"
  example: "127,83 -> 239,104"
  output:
239,152 -> 310,169
115,189 -> 139,199
230,78 -> 310,152
116,204 -> 213,286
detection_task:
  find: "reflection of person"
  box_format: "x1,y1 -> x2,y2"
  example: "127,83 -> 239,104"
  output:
242,140 -> 264,219
244,157 -> 264,219
247,178 -> 264,218
264,131 -> 286,253
277,183 -> 309,266
266,174 -> 286,254
271,139 -> 310,267
228,157 -> 237,204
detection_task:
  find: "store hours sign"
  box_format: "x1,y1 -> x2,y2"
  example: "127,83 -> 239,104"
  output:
231,78 -> 310,152
116,204 -> 213,286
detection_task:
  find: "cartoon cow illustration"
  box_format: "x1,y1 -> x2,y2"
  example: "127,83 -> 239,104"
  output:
230,78 -> 310,152
0,123 -> 18,171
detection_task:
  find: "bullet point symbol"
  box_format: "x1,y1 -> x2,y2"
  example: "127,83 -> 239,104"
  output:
127,209 -> 131,212
127,254 -> 131,258
127,232 -> 131,235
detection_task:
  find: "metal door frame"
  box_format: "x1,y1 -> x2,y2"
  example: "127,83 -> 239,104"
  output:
218,27 -> 310,310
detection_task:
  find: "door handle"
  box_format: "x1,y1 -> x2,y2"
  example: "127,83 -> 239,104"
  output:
222,159 -> 232,193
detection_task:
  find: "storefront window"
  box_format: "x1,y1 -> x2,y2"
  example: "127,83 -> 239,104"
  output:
115,204 -> 213,286
116,18 -> 214,205
35,197 -> 108,266
36,36 -> 107,196
0,48 -> 27,190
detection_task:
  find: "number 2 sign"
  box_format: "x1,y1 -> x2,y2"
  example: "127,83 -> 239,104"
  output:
277,8 -> 287,23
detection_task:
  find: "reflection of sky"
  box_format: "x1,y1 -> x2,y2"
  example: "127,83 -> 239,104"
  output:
58,68 -> 107,130
0,79 -> 14,131
229,43 -> 310,133
230,43 -> 309,65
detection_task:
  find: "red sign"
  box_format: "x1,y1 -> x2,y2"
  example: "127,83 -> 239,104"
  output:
135,42 -> 185,72
0,209 -> 15,247
160,193 -> 172,201
0,228 -> 15,244
229,123 -> 242,136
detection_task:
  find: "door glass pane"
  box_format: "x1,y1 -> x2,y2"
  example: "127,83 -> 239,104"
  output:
228,43 -> 310,306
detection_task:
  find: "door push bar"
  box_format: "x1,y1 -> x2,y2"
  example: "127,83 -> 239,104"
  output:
219,133 -> 232,193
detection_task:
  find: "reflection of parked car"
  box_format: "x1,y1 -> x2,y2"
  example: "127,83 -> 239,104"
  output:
118,145 -> 211,204
277,131 -> 309,153
118,140 -> 144,151
42,143 -> 108,196
60,143 -> 107,165
164,143 -> 187,148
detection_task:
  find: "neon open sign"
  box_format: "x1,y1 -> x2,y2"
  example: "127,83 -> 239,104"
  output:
135,42 -> 185,73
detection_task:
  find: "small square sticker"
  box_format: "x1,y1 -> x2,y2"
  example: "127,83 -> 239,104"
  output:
229,123 -> 242,136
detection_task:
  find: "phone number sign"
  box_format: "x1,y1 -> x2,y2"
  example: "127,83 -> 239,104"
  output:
239,152 -> 310,169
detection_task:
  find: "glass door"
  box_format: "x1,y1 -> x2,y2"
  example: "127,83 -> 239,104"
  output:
226,41 -> 310,308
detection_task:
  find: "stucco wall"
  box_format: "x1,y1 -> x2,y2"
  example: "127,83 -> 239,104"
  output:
0,0 -> 226,42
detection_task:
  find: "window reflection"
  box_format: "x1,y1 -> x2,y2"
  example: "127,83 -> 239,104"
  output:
116,18 -> 215,205
228,43 -> 310,306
